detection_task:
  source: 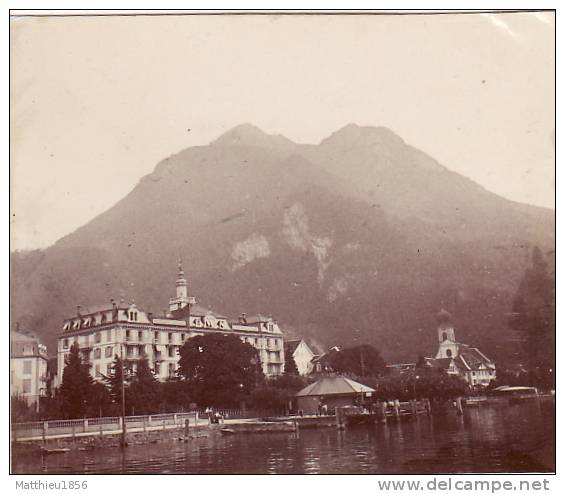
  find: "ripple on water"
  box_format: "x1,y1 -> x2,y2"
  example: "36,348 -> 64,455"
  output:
12,402 -> 555,474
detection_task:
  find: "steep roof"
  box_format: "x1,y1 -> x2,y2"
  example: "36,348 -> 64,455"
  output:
170,303 -> 226,319
295,376 -> 375,397
11,330 -> 40,343
78,301 -> 130,315
284,339 -> 302,355
456,347 -> 493,371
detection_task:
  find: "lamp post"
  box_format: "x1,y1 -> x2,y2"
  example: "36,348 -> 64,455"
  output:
120,342 -> 127,449
413,375 -> 420,400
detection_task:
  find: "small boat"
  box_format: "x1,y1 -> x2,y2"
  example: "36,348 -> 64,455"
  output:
41,448 -> 71,455
488,386 -> 540,404
220,429 -> 235,435
464,396 -> 487,407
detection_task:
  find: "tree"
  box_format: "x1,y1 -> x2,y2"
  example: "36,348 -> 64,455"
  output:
129,357 -> 161,415
509,246 -> 555,388
375,370 -> 468,401
159,380 -> 193,413
87,382 -> 113,418
177,334 -> 263,407
284,349 -> 299,375
248,374 -> 307,414
104,355 -> 129,414
328,344 -> 386,377
59,343 -> 94,418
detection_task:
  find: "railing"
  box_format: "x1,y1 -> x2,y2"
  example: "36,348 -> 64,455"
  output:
11,411 -> 200,441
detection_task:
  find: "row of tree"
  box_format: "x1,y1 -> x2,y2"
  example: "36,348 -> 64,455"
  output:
15,244 -> 554,422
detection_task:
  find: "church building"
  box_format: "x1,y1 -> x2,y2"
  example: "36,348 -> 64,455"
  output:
427,309 -> 496,387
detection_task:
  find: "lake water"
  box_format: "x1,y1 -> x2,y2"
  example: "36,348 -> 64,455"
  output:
13,400 -> 554,474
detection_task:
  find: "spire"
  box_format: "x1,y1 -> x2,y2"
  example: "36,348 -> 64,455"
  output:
176,258 -> 187,288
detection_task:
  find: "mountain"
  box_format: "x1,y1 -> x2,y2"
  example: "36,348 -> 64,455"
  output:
10,124 -> 554,364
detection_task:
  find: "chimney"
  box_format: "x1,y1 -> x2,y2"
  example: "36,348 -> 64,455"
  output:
239,312 -> 247,324
148,312 -> 153,321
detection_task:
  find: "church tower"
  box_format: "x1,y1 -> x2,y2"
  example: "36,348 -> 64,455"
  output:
435,308 -> 459,359
169,260 -> 194,312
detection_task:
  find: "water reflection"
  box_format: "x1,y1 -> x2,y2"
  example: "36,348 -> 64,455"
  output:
12,401 -> 554,474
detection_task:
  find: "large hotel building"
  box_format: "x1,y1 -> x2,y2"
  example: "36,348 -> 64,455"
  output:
57,263 -> 285,380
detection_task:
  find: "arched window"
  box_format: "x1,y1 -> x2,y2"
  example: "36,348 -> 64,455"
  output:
442,332 -> 448,341
446,349 -> 452,357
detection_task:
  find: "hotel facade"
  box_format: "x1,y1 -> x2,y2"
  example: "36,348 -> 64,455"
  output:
57,263 -> 285,381
11,330 -> 49,410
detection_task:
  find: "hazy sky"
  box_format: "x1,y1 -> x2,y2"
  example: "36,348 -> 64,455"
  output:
10,12 -> 555,250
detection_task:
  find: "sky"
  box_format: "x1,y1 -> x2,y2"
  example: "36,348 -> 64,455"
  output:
10,11 -> 555,250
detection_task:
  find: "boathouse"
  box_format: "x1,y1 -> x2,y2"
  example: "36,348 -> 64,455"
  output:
295,376 -> 375,414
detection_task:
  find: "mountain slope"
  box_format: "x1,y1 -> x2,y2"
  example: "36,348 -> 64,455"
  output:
10,124 -> 554,364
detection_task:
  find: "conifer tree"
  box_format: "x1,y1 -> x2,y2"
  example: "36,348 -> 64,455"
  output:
59,343 -> 94,418
509,246 -> 555,388
129,357 -> 160,415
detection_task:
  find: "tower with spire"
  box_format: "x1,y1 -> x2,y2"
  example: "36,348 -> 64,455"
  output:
435,308 -> 459,359
169,259 -> 195,312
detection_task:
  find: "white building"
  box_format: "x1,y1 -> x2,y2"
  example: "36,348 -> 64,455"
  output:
10,330 -> 49,411
57,263 -> 285,381
429,309 -> 496,387
284,339 -> 315,375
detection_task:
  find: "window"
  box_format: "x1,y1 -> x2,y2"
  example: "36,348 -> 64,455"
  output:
138,331 -> 143,341
181,333 -> 186,343
95,364 -> 100,376
255,338 -> 259,345
94,348 -> 101,359
442,332 -> 448,341
168,346 -> 175,358
63,339 -> 69,349
168,363 -> 175,377
22,379 -> 31,394
154,331 -> 160,343
168,333 -> 173,343
23,360 -> 32,375
125,330 -> 131,341
446,349 -> 452,357
95,332 -> 101,343
105,346 -> 113,358
154,362 -> 160,375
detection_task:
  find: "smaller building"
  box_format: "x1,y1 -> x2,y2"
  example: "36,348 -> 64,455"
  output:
10,330 -> 49,411
310,346 -> 341,375
284,339 -> 315,375
295,375 -> 375,414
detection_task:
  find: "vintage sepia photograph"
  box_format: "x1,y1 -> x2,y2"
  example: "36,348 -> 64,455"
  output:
9,9 -> 555,476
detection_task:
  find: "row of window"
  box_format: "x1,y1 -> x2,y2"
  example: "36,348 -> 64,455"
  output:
62,329 -> 190,349
64,332 -> 284,349
94,361 -> 177,378
240,336 -> 282,348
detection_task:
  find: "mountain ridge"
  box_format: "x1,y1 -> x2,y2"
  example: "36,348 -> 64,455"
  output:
11,124 -> 554,366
